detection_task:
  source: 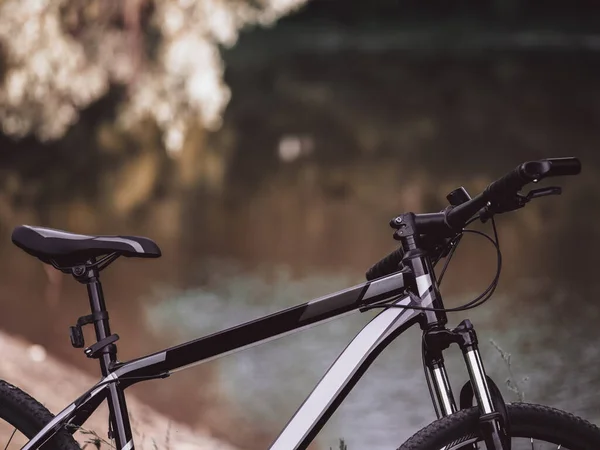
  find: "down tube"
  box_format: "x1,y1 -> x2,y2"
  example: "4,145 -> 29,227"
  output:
269,296 -> 420,450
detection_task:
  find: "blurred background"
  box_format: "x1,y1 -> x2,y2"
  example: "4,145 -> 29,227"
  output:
1,0 -> 600,449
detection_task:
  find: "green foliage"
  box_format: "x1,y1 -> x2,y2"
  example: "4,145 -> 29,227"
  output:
75,427 -> 115,449
68,422 -> 175,450
490,339 -> 529,402
330,438 -> 348,450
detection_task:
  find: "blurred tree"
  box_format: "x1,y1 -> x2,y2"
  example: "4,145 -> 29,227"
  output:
0,0 -> 307,154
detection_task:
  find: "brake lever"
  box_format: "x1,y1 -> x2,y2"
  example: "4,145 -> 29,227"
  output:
525,186 -> 562,200
479,186 -> 562,223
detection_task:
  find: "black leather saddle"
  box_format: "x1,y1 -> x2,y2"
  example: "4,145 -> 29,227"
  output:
12,225 -> 161,266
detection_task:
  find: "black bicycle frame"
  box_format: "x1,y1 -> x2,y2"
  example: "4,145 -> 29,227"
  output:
22,250 -> 498,450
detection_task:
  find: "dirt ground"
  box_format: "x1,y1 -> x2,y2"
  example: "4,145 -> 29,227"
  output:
0,330 -> 240,450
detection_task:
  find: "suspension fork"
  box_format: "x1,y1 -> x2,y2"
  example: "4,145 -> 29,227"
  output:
396,213 -> 506,446
395,213 -> 458,417
422,335 -> 457,418
424,320 -> 509,450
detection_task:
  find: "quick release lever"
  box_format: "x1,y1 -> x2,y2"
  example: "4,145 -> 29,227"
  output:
85,334 -> 120,359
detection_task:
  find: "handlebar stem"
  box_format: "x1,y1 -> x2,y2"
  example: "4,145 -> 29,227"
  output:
390,212 -> 449,328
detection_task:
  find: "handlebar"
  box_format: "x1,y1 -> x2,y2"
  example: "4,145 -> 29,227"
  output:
365,157 -> 581,280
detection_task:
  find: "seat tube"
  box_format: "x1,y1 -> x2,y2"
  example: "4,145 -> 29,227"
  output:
81,267 -> 135,449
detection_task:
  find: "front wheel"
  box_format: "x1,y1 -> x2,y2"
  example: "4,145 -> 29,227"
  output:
399,403 -> 600,450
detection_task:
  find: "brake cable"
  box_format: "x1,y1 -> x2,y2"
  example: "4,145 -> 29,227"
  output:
435,234 -> 462,285
361,216 -> 502,314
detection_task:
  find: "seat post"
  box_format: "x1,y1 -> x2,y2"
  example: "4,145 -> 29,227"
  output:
73,264 -> 118,376
73,263 -> 135,447
85,273 -> 116,376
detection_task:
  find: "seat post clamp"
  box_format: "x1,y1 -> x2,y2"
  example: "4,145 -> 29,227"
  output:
72,265 -> 87,278
84,334 -> 120,359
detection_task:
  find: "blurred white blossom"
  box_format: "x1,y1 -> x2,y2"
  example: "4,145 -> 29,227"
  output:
0,0 -> 307,150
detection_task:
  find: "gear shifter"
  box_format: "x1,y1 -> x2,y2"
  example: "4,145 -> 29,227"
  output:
479,186 -> 562,223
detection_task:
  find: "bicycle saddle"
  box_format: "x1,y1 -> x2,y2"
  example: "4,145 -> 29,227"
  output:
11,225 -> 161,266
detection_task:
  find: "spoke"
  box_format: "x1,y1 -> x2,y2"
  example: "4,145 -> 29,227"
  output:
4,428 -> 17,450
442,436 -> 570,450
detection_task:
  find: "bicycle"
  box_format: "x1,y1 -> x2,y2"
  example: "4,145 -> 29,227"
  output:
4,157 -> 600,450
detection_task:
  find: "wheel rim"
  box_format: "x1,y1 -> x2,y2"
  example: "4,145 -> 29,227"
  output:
445,435 -> 570,450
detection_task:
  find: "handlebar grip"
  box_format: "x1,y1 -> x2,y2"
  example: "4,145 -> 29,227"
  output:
485,157 -> 581,200
483,164 -> 531,200
446,156 -> 581,230
545,157 -> 581,177
365,248 -> 404,281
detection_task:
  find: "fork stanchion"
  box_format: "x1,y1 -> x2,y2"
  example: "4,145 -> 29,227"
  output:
428,360 -> 457,418
459,324 -> 510,450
